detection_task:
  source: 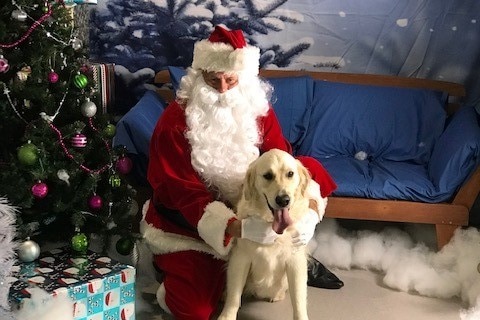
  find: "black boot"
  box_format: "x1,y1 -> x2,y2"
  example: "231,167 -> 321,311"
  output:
307,256 -> 344,289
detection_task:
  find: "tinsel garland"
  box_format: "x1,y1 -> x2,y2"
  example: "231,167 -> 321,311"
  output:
0,197 -> 18,319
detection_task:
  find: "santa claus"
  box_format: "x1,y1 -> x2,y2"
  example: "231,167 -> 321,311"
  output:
140,25 -> 342,319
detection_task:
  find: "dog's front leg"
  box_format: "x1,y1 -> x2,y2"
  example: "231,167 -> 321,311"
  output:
218,249 -> 251,320
286,249 -> 309,320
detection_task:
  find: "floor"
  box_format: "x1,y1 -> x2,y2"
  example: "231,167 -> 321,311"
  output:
134,268 -> 465,320
129,217 -> 480,320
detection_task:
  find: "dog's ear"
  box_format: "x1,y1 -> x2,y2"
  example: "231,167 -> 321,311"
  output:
243,165 -> 257,201
297,161 -> 311,196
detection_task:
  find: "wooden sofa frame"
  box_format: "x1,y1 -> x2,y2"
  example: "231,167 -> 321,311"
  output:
154,69 -> 479,250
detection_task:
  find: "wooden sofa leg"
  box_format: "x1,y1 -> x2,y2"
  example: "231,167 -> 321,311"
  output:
435,224 -> 459,250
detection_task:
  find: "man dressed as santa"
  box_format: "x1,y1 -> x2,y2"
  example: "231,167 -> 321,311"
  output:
141,25 -> 343,319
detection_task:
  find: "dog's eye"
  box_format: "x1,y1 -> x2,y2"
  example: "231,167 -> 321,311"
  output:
263,172 -> 274,180
287,171 -> 294,178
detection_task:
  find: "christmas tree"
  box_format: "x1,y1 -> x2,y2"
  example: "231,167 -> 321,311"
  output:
0,0 -> 138,258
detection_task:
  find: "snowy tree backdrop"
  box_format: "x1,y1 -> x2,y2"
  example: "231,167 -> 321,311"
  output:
89,0 -> 480,112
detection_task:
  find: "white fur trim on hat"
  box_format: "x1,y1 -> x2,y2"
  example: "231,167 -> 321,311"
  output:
197,201 -> 236,256
192,40 -> 260,75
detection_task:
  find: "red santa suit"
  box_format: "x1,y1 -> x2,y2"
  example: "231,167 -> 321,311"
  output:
140,25 -> 337,319
141,101 -> 336,317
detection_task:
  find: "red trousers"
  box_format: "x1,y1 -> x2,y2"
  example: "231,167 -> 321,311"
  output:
154,250 -> 227,320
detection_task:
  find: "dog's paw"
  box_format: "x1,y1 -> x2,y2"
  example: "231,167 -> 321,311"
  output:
269,291 -> 286,302
217,312 -> 237,320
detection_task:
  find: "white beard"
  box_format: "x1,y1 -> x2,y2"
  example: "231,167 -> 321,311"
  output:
184,75 -> 269,205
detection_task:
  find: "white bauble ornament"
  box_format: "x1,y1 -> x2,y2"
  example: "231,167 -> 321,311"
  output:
18,239 -> 40,262
81,99 -> 97,117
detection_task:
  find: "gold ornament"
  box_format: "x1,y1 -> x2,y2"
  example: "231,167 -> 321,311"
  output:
16,66 -> 32,82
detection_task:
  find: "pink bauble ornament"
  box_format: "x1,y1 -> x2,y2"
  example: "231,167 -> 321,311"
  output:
0,55 -> 9,73
116,156 -> 133,175
88,195 -> 103,210
71,133 -> 87,148
48,70 -> 59,83
79,64 -> 90,74
31,181 -> 48,199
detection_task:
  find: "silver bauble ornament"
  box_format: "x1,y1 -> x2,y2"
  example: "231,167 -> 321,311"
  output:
12,9 -> 27,21
71,38 -> 83,51
18,239 -> 40,262
81,99 -> 97,117
128,199 -> 139,216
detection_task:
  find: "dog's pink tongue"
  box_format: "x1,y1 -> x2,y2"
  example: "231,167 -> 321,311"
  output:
272,208 -> 293,234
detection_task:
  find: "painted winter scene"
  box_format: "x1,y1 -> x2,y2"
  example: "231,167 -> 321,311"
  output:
89,0 -> 480,112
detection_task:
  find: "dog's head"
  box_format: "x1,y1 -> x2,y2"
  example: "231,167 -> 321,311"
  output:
242,149 -> 311,233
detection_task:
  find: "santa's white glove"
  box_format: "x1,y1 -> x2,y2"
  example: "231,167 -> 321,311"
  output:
241,216 -> 279,245
291,209 -> 320,247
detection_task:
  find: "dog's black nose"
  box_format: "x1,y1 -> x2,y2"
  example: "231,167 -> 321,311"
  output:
275,195 -> 290,207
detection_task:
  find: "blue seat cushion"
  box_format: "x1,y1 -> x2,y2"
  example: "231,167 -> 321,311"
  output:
321,157 -> 453,203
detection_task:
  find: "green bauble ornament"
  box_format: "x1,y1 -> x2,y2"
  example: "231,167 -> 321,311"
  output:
109,174 -> 122,188
17,142 -> 38,166
73,74 -> 88,89
103,124 -> 116,138
116,237 -> 134,256
71,232 -> 88,254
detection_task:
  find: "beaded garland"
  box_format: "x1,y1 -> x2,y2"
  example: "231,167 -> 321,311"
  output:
0,3 -> 52,49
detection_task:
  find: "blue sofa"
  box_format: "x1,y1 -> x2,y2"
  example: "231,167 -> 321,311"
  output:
114,67 -> 480,249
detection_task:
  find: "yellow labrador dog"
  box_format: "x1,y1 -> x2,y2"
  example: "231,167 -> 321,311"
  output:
218,149 -> 311,320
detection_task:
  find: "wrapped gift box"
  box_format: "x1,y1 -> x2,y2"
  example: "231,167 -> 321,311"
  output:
91,63 -> 116,115
9,246 -> 135,320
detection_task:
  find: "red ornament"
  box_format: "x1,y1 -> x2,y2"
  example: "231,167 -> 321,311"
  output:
79,64 -> 91,74
115,156 -> 133,175
48,70 -> 59,83
88,195 -> 103,210
31,181 -> 48,199
71,133 -> 87,148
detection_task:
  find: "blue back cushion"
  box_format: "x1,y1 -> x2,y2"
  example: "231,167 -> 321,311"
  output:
167,66 -> 186,92
428,106 -> 480,193
267,76 -> 313,148
298,81 -> 447,164
113,90 -> 166,185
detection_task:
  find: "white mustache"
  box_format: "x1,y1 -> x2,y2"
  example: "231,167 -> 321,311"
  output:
199,85 -> 242,109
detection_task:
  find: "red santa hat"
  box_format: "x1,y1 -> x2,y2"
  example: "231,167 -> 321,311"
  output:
192,25 -> 260,75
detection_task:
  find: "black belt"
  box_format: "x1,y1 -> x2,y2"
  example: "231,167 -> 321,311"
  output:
153,202 -> 196,232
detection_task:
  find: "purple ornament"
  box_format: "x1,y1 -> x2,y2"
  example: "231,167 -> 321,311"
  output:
71,133 -> 87,148
48,71 -> 59,83
116,156 -> 133,175
31,181 -> 48,199
88,195 -> 103,210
